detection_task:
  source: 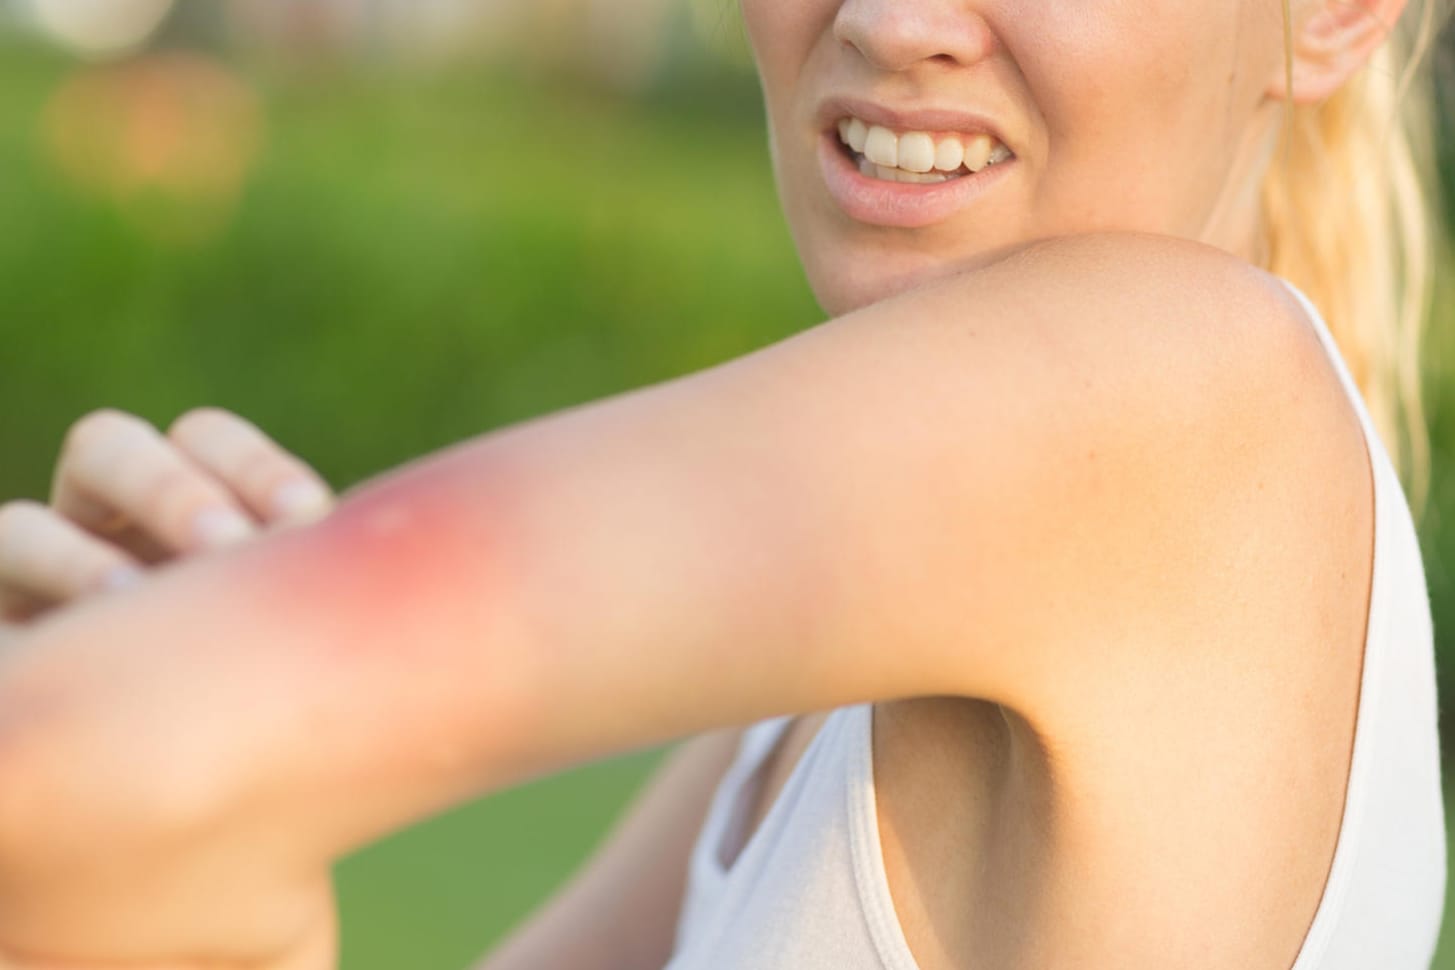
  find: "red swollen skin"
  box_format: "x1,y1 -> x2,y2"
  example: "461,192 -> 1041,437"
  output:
7,443 -> 537,874
256,443 -> 546,784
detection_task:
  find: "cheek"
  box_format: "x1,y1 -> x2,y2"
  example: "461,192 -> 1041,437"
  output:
1022,4 -> 1203,136
1014,3 -> 1252,223
740,0 -> 792,83
741,0 -> 836,114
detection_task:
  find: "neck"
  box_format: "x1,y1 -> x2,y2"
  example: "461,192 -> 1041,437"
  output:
1199,103 -> 1283,267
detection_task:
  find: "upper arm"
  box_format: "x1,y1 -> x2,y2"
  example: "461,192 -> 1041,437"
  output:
309,235 -> 1332,779
475,726 -> 743,970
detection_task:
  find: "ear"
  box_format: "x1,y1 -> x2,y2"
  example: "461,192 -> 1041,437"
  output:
1267,0 -> 1410,103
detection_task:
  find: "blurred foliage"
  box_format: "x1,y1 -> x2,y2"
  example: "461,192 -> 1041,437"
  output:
0,46 -> 808,486
3,28 -> 1455,969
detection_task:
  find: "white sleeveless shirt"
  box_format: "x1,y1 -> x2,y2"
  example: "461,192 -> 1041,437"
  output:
665,280 -> 1446,969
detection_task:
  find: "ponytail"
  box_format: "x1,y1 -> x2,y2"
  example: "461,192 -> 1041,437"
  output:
1262,0 -> 1446,516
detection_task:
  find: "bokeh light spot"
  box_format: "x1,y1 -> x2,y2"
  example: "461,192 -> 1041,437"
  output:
28,0 -> 176,58
42,51 -> 265,244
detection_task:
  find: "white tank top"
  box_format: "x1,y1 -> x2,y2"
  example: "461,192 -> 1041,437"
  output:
665,279 -> 1446,969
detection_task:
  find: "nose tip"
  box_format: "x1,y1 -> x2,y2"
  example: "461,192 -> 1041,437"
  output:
833,0 -> 997,73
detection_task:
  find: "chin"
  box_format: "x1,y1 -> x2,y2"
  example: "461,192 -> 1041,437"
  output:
798,228 -> 1021,318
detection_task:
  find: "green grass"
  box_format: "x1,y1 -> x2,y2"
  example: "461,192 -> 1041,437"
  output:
335,748 -> 661,967
0,47 -> 819,503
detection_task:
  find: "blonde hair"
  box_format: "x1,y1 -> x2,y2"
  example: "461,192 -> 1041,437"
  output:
1263,0 -> 1448,517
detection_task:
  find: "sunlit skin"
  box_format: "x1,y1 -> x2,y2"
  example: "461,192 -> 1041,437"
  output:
0,0 -> 1411,965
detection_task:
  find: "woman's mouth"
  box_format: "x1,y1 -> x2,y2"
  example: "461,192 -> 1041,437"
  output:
835,117 -> 1014,184
817,113 -> 1016,228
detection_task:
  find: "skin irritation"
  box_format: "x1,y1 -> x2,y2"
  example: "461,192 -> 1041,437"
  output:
0,446 -> 562,966
6,445 -> 538,870
247,445 -> 540,791
290,457 -> 512,649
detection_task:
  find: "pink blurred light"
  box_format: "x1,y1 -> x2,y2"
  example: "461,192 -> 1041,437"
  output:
42,51 -> 265,243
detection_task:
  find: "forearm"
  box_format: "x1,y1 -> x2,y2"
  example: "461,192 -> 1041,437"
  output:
0,435 -> 536,872
1,354 -> 848,869
0,390 -> 744,957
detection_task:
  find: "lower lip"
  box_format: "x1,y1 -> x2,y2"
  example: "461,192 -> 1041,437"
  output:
816,131 -> 1014,229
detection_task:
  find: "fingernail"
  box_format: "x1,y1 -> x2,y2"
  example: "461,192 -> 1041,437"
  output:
271,479 -> 332,525
100,565 -> 144,591
193,506 -> 255,548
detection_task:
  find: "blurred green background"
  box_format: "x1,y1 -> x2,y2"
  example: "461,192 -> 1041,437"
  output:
2,1 -> 1454,966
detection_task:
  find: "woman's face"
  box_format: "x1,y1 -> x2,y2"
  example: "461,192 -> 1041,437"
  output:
743,0 -> 1292,314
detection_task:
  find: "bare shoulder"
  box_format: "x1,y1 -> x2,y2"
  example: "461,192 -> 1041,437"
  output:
827,229 -> 1337,508
793,230 -> 1365,711
961,230 -> 1323,380
970,230 -> 1370,539
990,232 -> 1373,690
1010,235 -> 1374,963
865,233 -> 1375,964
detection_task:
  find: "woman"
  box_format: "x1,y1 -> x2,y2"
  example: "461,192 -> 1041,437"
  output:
0,0 -> 1446,967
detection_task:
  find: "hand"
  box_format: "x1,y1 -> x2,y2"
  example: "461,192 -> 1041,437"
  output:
0,407 -> 335,624
0,597 -> 343,968
0,407 -> 342,968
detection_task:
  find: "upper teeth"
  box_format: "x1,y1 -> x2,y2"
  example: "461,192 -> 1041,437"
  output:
836,117 -> 1012,178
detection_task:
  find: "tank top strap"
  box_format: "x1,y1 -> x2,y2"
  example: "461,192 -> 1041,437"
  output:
738,715 -> 796,772
695,715 -> 796,875
1273,275 -> 1425,969
1277,277 -> 1381,449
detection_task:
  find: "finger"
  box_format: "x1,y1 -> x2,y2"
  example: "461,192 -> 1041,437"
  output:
1,586 -> 49,625
52,409 -> 259,555
0,500 -> 145,608
166,407 -> 334,528
48,488 -> 174,566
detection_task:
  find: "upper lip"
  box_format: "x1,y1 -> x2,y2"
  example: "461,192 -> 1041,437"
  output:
816,95 -> 1011,150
